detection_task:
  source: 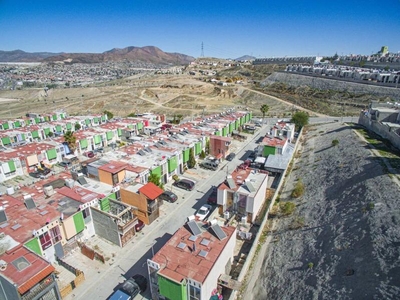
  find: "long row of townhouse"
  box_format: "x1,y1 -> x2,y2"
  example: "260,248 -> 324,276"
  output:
0,109 -> 254,300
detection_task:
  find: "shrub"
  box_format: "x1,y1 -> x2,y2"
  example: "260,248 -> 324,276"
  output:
280,202 -> 296,216
291,179 -> 304,198
332,139 -> 339,147
308,262 -> 314,269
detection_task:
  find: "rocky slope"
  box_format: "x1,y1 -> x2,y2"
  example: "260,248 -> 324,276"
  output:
253,122 -> 400,299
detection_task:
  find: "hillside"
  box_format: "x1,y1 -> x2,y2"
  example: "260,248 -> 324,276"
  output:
0,46 -> 194,65
42,46 -> 195,65
245,122 -> 400,299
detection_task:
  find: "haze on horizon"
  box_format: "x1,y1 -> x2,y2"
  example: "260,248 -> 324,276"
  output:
1,0 -> 399,59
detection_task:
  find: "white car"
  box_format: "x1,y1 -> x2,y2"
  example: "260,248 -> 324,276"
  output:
195,204 -> 212,221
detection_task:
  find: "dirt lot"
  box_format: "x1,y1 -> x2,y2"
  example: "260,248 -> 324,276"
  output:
251,122 -> 400,299
0,73 -> 295,120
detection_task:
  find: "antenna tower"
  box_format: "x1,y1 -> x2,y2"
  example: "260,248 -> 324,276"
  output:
201,42 -> 204,57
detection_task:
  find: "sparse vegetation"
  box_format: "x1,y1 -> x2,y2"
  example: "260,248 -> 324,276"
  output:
332,139 -> 339,146
291,179 -> 304,198
280,202 -> 296,216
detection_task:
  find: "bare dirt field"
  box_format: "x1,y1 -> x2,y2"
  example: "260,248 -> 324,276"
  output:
250,122 -> 400,299
0,73 -> 296,120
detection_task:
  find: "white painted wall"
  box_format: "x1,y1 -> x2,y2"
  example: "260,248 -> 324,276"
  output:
200,227 -> 237,300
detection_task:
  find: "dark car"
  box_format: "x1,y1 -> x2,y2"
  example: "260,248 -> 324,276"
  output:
84,151 -> 95,158
135,220 -> 145,232
226,152 -> 236,161
174,179 -> 195,191
207,187 -> 218,205
109,274 -> 147,300
159,191 -> 178,203
30,167 -> 51,178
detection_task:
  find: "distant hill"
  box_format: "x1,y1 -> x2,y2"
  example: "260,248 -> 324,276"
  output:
0,46 -> 195,65
235,55 -> 256,61
43,46 -> 195,65
0,50 -> 62,62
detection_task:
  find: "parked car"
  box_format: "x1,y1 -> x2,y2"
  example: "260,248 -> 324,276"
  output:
173,179 -> 195,191
199,160 -> 219,171
109,274 -> 147,300
134,220 -> 145,232
226,152 -> 236,161
84,151 -> 95,158
159,191 -> 178,203
30,167 -> 51,178
59,161 -> 72,169
195,204 -> 212,221
207,187 -> 218,205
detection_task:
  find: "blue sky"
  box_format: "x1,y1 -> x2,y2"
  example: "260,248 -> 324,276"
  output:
1,0 -> 399,59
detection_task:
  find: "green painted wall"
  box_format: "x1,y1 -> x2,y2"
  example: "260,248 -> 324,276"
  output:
168,157 -> 177,173
8,160 -> 16,172
183,149 -> 189,163
31,131 -> 39,138
25,237 -> 42,256
56,125 -> 62,132
151,165 -> 162,177
195,142 -> 201,155
73,212 -> 85,233
222,127 -> 227,136
100,198 -> 110,212
80,139 -> 88,149
158,275 -> 186,300
1,137 -> 11,145
2,123 -> 9,130
94,135 -> 101,144
137,122 -> 143,130
106,131 -> 114,140
47,148 -> 57,160
263,145 -> 276,157
66,123 -> 72,130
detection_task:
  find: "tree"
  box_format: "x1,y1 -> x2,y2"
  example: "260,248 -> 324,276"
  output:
148,173 -> 162,188
63,131 -> 77,154
74,123 -> 81,131
188,148 -> 196,169
104,110 -> 114,120
260,104 -> 269,121
291,111 -> 309,130
331,139 -> 339,147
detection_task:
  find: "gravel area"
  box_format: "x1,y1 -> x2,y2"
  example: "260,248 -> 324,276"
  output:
253,122 -> 400,299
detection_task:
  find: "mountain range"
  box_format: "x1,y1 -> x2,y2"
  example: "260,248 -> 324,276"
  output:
0,46 -> 195,65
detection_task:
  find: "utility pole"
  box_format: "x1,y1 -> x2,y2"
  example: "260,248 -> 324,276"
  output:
201,42 -> 204,57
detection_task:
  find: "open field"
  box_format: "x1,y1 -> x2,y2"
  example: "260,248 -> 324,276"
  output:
0,73 -> 297,120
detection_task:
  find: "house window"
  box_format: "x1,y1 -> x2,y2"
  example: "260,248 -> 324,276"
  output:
49,226 -> 62,244
39,232 -> 52,250
189,285 -> 201,300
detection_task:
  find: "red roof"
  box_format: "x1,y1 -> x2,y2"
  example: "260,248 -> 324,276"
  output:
98,160 -> 127,173
138,182 -> 163,200
152,224 -> 236,284
0,245 -> 55,295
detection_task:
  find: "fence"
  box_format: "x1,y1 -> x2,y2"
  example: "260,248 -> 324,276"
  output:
56,257 -> 85,299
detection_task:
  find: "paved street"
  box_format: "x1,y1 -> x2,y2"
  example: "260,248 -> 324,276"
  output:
62,124 -> 269,300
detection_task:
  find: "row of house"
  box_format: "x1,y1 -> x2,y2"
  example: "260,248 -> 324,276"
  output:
146,121 -> 297,300
286,64 -> 400,84
0,109 -> 254,300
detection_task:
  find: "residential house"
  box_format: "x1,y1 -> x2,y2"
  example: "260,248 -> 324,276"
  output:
0,243 -> 62,300
120,182 -> 163,225
147,220 -> 236,300
209,135 -> 232,160
217,168 -> 268,223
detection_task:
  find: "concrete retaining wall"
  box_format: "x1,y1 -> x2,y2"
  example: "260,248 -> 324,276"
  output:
262,72 -> 400,100
358,113 -> 400,150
